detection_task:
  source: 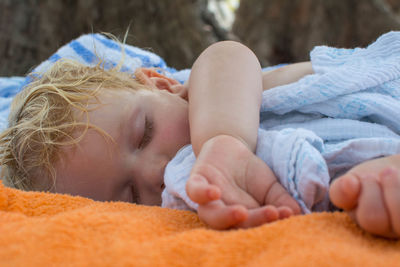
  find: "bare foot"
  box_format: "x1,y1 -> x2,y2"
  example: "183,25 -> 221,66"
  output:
330,155 -> 400,238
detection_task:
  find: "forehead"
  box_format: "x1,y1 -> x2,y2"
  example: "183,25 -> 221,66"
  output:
88,86 -> 136,103
74,88 -> 138,141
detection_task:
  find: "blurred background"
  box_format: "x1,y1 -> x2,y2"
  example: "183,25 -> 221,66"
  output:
1,0 -> 400,76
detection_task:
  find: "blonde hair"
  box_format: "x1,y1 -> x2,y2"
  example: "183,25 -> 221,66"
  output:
0,58 -> 150,191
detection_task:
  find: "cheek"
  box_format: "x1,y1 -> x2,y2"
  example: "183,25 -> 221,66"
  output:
161,121 -> 185,141
159,114 -> 190,145
174,112 -> 190,141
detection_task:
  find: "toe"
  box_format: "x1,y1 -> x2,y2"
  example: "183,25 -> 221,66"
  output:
380,167 -> 400,237
356,175 -> 390,236
329,174 -> 361,210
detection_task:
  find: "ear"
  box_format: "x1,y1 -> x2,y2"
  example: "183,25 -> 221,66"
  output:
135,68 -> 188,100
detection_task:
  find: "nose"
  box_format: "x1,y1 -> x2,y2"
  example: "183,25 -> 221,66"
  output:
159,160 -> 168,185
142,156 -> 168,191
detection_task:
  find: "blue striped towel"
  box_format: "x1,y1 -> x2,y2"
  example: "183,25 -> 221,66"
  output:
0,33 -> 191,130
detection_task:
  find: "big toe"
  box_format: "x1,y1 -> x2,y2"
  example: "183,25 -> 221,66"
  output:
329,174 -> 361,210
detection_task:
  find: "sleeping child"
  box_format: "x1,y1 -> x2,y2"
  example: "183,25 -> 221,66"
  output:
1,32 -> 400,239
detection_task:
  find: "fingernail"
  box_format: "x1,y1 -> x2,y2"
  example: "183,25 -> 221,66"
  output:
207,188 -> 219,200
348,175 -> 359,187
382,166 -> 396,176
341,175 -> 359,194
233,208 -> 246,221
381,167 -> 398,184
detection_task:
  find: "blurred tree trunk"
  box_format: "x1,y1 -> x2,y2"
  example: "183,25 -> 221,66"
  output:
233,0 -> 400,66
3,0 -> 400,75
0,0 -> 218,76
385,0 -> 400,16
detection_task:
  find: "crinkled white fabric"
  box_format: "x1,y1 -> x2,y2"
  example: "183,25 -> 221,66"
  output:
162,31 -> 400,213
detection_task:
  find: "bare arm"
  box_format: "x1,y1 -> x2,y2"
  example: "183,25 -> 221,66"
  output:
186,43 -> 302,229
262,62 -> 314,90
188,41 -> 263,155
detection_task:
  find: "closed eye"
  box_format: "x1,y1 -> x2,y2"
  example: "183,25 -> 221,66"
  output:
138,116 -> 153,149
130,185 -> 139,204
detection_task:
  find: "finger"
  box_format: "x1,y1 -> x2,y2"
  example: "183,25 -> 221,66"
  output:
380,167 -> 400,237
329,173 -> 361,210
277,206 -> 295,219
234,205 -> 280,229
264,181 -> 301,215
197,200 -> 248,230
186,174 -> 221,204
356,175 -> 390,236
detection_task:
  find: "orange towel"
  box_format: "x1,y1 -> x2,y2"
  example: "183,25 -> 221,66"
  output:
0,182 -> 399,266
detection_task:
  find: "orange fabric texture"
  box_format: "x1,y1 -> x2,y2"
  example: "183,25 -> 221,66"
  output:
0,182 -> 399,266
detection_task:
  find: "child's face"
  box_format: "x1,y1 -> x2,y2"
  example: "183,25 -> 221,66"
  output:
54,87 -> 190,205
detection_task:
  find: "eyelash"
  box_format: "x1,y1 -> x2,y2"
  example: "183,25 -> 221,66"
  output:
130,185 -> 139,204
138,116 -> 153,149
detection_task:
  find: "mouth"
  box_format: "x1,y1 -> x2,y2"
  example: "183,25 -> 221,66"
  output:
161,183 -> 165,190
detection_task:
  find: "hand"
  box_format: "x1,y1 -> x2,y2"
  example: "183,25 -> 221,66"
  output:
186,135 -> 301,230
329,155 -> 400,238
